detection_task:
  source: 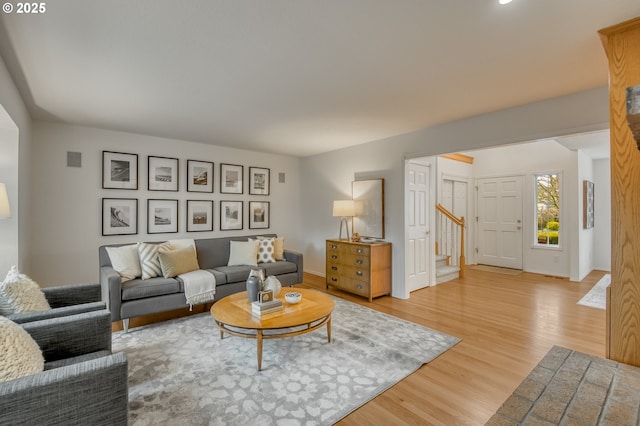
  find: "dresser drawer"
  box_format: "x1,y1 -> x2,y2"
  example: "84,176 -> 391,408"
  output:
349,245 -> 370,256
326,241 -> 348,253
326,275 -> 370,297
326,263 -> 370,281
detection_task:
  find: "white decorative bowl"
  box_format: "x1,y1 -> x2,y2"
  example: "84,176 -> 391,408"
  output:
284,291 -> 302,304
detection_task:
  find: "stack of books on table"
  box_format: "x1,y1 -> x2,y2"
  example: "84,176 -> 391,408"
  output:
251,299 -> 283,315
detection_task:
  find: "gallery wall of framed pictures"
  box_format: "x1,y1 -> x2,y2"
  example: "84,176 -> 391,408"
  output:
100,151 -> 272,236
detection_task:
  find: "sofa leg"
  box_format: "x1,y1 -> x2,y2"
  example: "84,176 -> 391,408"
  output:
123,319 -> 130,333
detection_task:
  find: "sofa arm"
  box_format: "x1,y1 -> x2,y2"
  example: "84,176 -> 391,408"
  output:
42,283 -> 102,308
21,310 -> 112,362
100,266 -> 123,322
284,249 -> 304,284
9,302 -> 106,324
0,352 -> 128,426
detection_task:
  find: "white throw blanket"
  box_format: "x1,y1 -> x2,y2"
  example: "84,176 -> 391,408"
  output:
179,270 -> 217,309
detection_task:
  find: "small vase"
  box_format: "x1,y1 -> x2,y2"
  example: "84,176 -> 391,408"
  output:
246,276 -> 262,302
264,276 -> 282,297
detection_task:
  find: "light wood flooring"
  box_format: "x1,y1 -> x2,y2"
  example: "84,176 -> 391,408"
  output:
114,268 -> 607,425
303,269 -> 607,425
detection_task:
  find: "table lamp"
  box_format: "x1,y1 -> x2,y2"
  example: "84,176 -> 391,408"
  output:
333,200 -> 355,241
0,183 -> 10,219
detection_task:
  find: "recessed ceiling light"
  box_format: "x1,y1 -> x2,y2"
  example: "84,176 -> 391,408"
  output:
499,0 -> 513,4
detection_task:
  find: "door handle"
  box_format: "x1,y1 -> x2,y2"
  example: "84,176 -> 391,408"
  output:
517,226 -> 522,230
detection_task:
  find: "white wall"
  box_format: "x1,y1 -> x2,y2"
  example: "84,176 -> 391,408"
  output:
471,140 -> 577,278
577,150 -> 595,281
300,87 -> 610,299
28,122 -> 301,286
0,54 -> 32,278
593,158 -> 611,271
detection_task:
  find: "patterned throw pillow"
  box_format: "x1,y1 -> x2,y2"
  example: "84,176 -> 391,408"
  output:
257,236 -> 285,260
138,242 -> 172,280
0,316 -> 44,382
251,238 -> 275,263
0,266 -> 51,316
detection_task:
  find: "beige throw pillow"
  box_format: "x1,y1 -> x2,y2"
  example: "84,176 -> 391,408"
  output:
0,316 -> 45,382
0,266 -> 51,316
158,246 -> 200,278
106,244 -> 141,282
227,241 -> 260,267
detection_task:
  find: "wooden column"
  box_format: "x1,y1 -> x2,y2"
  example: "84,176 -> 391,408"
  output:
599,17 -> 640,365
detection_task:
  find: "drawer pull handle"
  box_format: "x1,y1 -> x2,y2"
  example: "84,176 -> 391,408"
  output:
357,249 -> 363,253
331,266 -> 337,271
356,271 -> 363,276
331,277 -> 338,282
331,255 -> 337,259
356,284 -> 363,289
356,259 -> 363,265
331,245 -> 337,249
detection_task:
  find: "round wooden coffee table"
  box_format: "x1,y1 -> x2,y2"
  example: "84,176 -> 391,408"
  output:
210,288 -> 334,371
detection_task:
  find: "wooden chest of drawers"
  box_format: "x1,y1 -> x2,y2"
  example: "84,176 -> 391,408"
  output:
325,239 -> 391,302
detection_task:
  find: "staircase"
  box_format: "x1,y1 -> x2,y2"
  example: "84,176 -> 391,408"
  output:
436,254 -> 460,284
435,203 -> 465,284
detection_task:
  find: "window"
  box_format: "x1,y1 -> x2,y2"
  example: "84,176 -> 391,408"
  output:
535,173 -> 560,247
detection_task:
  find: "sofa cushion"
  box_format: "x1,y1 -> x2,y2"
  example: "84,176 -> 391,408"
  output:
138,242 -> 172,279
203,269 -> 227,285
227,240 -> 259,267
121,277 -> 182,301
105,244 -> 141,282
0,316 -> 44,382
260,261 -> 298,277
158,246 -> 200,278
213,265 -> 256,283
0,266 -> 51,316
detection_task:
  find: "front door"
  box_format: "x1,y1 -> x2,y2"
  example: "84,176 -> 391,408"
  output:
477,176 -> 523,269
406,161 -> 431,292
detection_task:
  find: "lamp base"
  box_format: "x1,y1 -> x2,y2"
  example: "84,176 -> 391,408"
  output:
338,217 -> 351,241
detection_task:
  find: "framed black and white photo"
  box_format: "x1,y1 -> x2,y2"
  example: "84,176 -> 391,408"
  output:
187,160 -> 214,193
187,200 -> 214,232
249,167 -> 270,195
102,198 -> 138,236
220,163 -> 243,194
147,199 -> 179,234
249,201 -> 270,229
583,180 -> 595,229
220,200 -> 243,231
102,151 -> 138,190
148,156 -> 179,191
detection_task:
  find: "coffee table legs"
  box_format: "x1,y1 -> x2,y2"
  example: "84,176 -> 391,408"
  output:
327,317 -> 332,343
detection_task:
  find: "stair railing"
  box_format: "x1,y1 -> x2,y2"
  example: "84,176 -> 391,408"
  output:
435,203 -> 466,278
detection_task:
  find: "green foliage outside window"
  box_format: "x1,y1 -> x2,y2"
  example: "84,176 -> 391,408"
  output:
536,174 -> 560,246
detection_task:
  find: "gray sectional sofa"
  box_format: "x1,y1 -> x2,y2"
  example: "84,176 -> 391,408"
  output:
99,234 -> 303,331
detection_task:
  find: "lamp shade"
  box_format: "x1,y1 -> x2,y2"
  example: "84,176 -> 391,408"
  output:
333,200 -> 355,217
0,183 -> 10,219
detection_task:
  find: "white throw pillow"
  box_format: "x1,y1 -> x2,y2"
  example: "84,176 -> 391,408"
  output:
0,266 -> 51,316
0,316 -> 44,382
106,244 -> 141,282
138,242 -> 172,280
250,238 -> 276,263
227,241 -> 260,267
168,239 -> 196,251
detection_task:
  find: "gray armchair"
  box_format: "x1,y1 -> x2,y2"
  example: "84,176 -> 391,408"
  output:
8,283 -> 105,324
0,310 -> 128,425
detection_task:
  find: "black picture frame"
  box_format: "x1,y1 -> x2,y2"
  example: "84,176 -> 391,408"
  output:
249,201 -> 270,229
249,167 -> 270,196
102,198 -> 138,236
148,156 -> 179,191
220,200 -> 243,231
187,160 -> 214,193
220,163 -> 244,194
187,200 -> 214,232
147,199 -> 179,234
102,151 -> 138,190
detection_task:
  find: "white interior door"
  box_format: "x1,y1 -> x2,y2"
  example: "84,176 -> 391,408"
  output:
406,162 -> 431,292
477,176 -> 523,269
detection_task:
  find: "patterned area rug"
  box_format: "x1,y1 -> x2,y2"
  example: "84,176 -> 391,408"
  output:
577,274 -> 610,310
113,296 -> 460,425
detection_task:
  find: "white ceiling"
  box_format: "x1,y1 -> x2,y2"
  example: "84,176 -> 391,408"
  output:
1,1 -> 638,157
